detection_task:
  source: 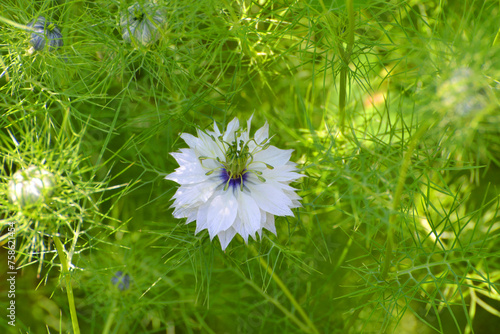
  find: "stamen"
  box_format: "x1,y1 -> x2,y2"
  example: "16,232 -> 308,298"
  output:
198,126 -> 276,191
264,163 -> 274,170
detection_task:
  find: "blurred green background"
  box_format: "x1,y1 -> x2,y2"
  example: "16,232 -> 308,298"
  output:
1,0 -> 500,333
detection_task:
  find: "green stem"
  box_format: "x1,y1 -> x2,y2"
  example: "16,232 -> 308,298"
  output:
53,236 -> 81,334
0,15 -> 33,31
343,292 -> 373,332
256,254 -> 320,334
493,24 -> 500,46
58,103 -> 71,141
339,67 -> 347,134
345,122 -> 432,332
380,122 -> 430,280
333,234 -> 353,272
380,215 -> 395,280
346,0 -> 354,57
102,299 -> 118,334
241,270 -> 312,333
339,0 -> 355,134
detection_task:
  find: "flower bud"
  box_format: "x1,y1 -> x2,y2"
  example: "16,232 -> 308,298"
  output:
8,166 -> 55,208
27,17 -> 63,52
120,3 -> 165,46
438,67 -> 487,116
111,271 -> 130,291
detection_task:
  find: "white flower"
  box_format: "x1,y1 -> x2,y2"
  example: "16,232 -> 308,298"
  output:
8,166 -> 55,208
165,117 -> 304,250
438,67 -> 488,116
120,3 -> 165,46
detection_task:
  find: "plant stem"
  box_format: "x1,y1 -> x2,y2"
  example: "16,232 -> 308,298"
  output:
343,292 -> 373,332
0,15 -> 33,31
255,252 -> 320,334
344,122 -> 432,332
240,270 -> 312,333
333,234 -> 353,272
339,67 -> 348,134
53,236 -> 81,334
346,0 -> 354,57
380,122 -> 430,280
102,299 -> 118,334
339,0 -> 355,134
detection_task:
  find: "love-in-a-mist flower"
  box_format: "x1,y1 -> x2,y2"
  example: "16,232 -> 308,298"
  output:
8,165 -> 55,209
165,117 -> 304,250
27,17 -> 63,53
438,67 -> 488,116
111,271 -> 131,291
120,3 -> 165,46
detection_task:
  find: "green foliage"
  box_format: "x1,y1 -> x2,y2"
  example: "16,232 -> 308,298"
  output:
1,0 -> 500,333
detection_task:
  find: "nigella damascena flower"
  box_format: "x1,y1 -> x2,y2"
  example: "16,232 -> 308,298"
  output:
27,17 -> 63,53
120,3 -> 165,46
8,166 -> 55,208
111,271 -> 131,291
438,67 -> 488,116
165,117 -> 304,250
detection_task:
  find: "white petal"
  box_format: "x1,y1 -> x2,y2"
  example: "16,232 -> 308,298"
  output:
212,121 -> 221,137
235,191 -> 261,240
238,116 -> 252,143
195,204 -> 210,234
165,150 -> 208,184
169,148 -> 197,165
170,180 -> 218,207
186,210 -> 197,223
283,189 -> 302,207
217,227 -> 237,250
259,165 -> 303,183
228,217 -> 248,242
246,114 -> 254,135
180,133 -> 200,149
253,146 -> 293,168
196,130 -> 225,160
254,121 -> 269,145
248,183 -> 294,216
260,211 -> 276,235
223,118 -> 239,143
172,205 -> 199,223
196,130 -> 223,158
206,190 -> 238,238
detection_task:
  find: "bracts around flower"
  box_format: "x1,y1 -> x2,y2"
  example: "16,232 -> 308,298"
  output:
165,117 -> 304,250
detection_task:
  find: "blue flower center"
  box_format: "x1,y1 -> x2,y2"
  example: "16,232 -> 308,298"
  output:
220,168 -> 247,190
200,130 -> 271,191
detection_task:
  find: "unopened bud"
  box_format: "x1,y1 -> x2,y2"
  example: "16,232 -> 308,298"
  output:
8,166 -> 55,208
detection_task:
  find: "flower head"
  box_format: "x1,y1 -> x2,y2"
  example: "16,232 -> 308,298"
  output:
438,67 -> 488,116
27,17 -> 63,52
8,165 -> 55,209
111,271 -> 131,291
120,3 -> 165,46
166,117 -> 304,250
